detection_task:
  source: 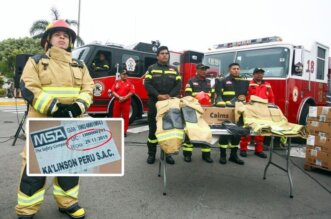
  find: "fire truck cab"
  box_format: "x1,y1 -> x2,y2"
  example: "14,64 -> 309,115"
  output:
203,36 -> 330,124
72,42 -> 204,123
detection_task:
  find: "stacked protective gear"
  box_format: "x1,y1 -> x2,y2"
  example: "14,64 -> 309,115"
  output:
155,98 -> 184,154
144,62 -> 182,163
17,39 -> 94,218
214,75 -> 248,165
235,95 -> 308,137
240,79 -> 275,155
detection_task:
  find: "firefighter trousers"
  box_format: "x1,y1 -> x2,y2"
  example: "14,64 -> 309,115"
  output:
218,135 -> 240,149
16,150 -> 80,216
183,137 -> 211,154
147,100 -> 158,155
240,136 -> 264,153
113,99 -> 131,134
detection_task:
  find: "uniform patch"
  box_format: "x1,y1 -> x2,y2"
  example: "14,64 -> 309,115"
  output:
193,82 -> 199,85
186,84 -> 191,88
226,81 -> 232,85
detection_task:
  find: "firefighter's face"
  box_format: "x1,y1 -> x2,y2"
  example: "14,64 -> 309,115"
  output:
253,72 -> 264,81
120,72 -> 128,81
50,31 -> 69,50
197,68 -> 207,78
229,65 -> 240,77
157,49 -> 169,63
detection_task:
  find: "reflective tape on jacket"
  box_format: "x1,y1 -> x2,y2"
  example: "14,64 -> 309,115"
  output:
17,189 -> 45,206
42,87 -> 80,98
156,129 -> 184,141
53,184 -> 79,199
223,91 -> 235,96
33,92 -> 52,114
185,88 -> 193,92
164,70 -> 177,74
183,143 -> 193,147
176,76 -> 182,80
201,148 -> 211,152
151,70 -> 163,74
183,147 -> 193,152
148,138 -> 158,143
145,74 -> 152,79
218,144 -> 229,148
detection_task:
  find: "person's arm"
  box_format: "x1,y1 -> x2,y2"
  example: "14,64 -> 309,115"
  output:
214,78 -> 225,106
144,66 -> 160,99
169,69 -> 182,97
123,82 -> 135,100
20,57 -> 59,115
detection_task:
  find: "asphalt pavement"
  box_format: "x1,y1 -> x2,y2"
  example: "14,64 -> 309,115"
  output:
0,98 -> 330,219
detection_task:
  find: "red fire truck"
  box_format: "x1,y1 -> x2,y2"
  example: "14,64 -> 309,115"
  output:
203,36 -> 330,124
72,42 -> 204,123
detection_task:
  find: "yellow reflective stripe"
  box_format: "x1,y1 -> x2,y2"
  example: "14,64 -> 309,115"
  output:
217,101 -> 226,105
17,190 -> 45,206
223,91 -> 235,95
34,92 -> 52,114
221,88 -> 224,92
185,88 -> 193,92
103,65 -> 109,68
151,70 -> 163,73
145,74 -> 152,79
280,136 -> 287,144
164,70 -> 177,74
72,208 -> 85,217
148,138 -> 158,143
156,129 -> 184,141
211,88 -> 215,92
176,76 -> 182,80
228,144 -> 238,148
201,148 -> 211,152
207,93 -> 211,96
225,101 -> 232,105
192,92 -> 197,96
42,87 -> 80,98
53,184 -> 79,199
78,92 -> 92,105
218,144 -> 228,148
183,147 -> 193,152
244,118 -> 287,125
183,143 -> 193,147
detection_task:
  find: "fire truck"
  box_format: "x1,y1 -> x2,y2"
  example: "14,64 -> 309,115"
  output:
203,36 -> 330,124
72,42 -> 204,123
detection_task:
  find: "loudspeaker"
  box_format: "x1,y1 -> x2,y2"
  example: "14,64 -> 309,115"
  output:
15,54 -> 33,88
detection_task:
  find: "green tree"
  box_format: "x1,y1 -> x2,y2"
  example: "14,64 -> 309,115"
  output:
30,7 -> 84,46
0,37 -> 43,78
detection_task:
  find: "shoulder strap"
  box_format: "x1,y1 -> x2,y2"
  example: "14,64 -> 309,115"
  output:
31,54 -> 48,64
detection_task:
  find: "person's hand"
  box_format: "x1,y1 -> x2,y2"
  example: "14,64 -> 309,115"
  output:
157,94 -> 170,101
119,96 -> 125,102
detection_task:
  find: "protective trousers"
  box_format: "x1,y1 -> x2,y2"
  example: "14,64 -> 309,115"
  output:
113,99 -> 131,134
182,137 -> 211,154
218,135 -> 240,149
16,149 -> 80,216
147,100 -> 158,156
240,136 -> 264,153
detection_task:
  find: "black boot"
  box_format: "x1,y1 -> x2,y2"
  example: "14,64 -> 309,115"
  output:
147,144 -> 156,164
202,152 -> 213,163
183,151 -> 192,162
240,150 -> 247,157
229,148 -> 244,165
166,155 -> 175,165
18,215 -> 34,219
219,148 -> 227,164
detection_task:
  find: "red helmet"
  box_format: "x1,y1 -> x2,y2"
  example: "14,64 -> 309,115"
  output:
195,91 -> 211,106
41,19 -> 76,51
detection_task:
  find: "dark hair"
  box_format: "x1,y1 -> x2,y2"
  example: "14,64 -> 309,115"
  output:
156,46 -> 169,55
228,63 -> 240,69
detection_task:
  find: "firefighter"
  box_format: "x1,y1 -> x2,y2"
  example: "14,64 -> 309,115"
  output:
92,52 -> 110,71
183,63 -> 214,163
240,68 -> 275,158
144,46 -> 182,165
111,66 -> 135,137
16,20 -> 94,219
215,63 -> 248,165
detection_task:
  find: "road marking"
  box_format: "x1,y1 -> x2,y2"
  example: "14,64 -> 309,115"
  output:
127,125 -> 149,133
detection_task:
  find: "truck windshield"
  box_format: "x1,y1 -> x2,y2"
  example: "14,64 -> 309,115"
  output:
204,47 -> 290,78
236,47 -> 290,78
72,47 -> 90,61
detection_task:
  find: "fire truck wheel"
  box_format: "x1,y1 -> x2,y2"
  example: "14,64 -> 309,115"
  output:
299,103 -> 310,126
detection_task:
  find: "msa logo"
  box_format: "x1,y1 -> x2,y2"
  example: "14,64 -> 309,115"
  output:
31,127 -> 67,148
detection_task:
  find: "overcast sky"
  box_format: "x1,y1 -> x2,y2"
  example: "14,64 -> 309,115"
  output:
1,0 -> 331,52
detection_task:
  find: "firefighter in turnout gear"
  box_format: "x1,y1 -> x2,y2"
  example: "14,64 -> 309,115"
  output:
215,63 -> 248,165
240,68 -> 275,159
183,63 -> 214,163
16,20 -> 94,219
144,46 -> 182,165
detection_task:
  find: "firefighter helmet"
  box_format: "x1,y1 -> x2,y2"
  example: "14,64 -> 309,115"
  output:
41,19 -> 76,51
195,91 -> 211,106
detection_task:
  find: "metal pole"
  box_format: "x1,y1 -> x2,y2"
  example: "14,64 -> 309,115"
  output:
77,0 -> 81,47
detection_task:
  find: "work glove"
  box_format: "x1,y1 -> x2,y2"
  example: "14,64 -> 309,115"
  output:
52,103 -> 82,118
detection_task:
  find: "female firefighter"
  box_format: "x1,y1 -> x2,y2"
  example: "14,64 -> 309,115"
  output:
16,20 -> 94,219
